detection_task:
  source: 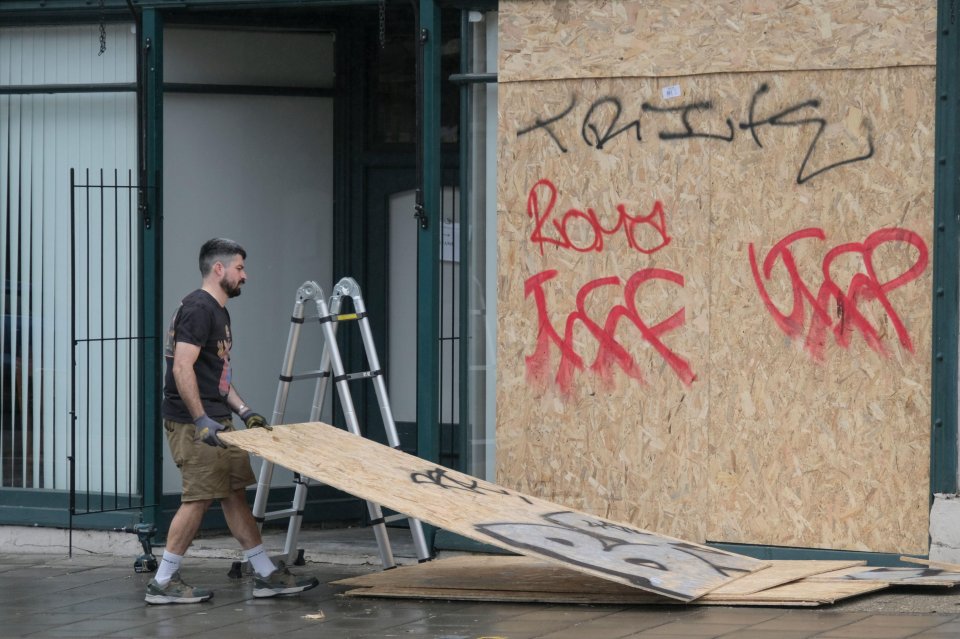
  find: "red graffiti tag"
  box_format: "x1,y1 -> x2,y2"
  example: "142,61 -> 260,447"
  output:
524,269 -> 696,394
748,227 -> 928,360
527,178 -> 671,255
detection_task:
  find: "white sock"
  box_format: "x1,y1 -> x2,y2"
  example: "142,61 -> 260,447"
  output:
155,550 -> 183,586
244,544 -> 277,578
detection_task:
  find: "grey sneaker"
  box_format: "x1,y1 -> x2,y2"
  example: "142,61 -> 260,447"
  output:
252,561 -> 319,598
144,572 -> 213,605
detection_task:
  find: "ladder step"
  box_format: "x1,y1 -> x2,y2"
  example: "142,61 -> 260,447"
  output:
318,311 -> 367,324
334,370 -> 382,382
258,508 -> 302,521
279,370 -> 331,382
382,513 -> 409,524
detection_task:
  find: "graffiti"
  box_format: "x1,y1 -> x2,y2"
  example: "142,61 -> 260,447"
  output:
527,178 -> 671,255
739,83 -> 875,184
641,100 -> 735,142
515,85 -> 874,184
476,511 -> 756,599
581,97 -> 642,149
516,95 -> 577,154
837,568 -> 960,583
411,467 -> 534,505
748,227 -> 928,361
525,269 -> 695,394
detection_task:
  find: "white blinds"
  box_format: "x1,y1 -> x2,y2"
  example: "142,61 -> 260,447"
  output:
0,24 -> 137,490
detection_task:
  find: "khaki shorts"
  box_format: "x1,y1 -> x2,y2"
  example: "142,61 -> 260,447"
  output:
164,418 -> 257,501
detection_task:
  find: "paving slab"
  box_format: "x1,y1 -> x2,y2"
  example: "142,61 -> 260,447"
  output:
3,528 -> 960,638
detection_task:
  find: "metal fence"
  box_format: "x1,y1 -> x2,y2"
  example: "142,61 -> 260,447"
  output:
69,168 -> 152,521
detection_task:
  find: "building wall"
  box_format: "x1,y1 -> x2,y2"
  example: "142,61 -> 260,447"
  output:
495,1 -> 936,554
161,28 -> 336,493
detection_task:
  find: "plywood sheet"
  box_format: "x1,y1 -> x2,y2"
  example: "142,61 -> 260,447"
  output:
811,567 -> 960,586
496,66 -> 934,553
710,560 -> 867,596
337,559 -> 889,608
220,422 -> 766,601
499,1 -> 935,83
335,555 -> 864,598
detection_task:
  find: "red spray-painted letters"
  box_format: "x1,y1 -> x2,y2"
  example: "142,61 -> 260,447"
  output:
524,269 -> 696,394
748,227 -> 928,360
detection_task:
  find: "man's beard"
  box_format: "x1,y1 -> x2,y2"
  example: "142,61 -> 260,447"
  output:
220,279 -> 243,298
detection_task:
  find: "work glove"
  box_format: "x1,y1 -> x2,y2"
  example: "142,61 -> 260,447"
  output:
240,408 -> 272,431
194,414 -> 227,448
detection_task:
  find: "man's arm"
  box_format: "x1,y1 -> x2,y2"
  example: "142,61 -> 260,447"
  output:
225,385 -> 248,415
171,341 -> 205,420
227,385 -> 272,430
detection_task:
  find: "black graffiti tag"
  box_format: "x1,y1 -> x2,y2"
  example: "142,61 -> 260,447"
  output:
739,82 -> 875,184
514,83 -> 876,185
640,100 -> 735,142
516,95 -> 577,153
581,97 -> 642,150
411,467 -> 534,505
476,511 -> 756,600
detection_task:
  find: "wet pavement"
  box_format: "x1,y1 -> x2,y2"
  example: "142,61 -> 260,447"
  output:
3,528 -> 960,638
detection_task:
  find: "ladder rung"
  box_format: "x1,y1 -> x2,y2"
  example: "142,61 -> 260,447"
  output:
334,370 -> 382,382
318,311 -> 367,324
280,370 -> 331,382
383,513 -> 408,524
259,508 -> 302,521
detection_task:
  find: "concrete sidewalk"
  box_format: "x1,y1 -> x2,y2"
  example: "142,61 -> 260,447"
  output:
3,526 -> 960,638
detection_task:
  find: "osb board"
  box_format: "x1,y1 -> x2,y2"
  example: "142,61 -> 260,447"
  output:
496,67 -> 935,554
334,555 -> 864,598
339,561 -> 889,607
219,422 -> 767,602
499,1 -> 936,83
711,560 -> 866,596
810,567 -> 960,586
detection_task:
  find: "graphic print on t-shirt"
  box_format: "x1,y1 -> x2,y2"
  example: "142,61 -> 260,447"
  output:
218,324 -> 232,397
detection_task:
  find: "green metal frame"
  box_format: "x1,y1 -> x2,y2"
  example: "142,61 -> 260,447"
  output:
140,8 -> 165,529
416,0 -> 442,468
415,0 -> 442,548
930,0 -> 960,499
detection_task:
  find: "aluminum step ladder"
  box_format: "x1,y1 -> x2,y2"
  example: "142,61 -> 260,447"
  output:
249,278 -> 432,569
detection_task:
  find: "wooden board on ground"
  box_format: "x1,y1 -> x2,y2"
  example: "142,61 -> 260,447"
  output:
340,580 -> 888,607
220,422 -> 767,601
333,555 -> 863,598
334,555 -> 882,607
810,566 -> 960,587
900,556 -> 960,572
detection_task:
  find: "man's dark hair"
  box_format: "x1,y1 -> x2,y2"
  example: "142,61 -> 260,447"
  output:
199,238 -> 246,276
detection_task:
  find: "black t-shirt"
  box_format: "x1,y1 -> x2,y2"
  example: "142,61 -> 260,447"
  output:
161,289 -> 233,421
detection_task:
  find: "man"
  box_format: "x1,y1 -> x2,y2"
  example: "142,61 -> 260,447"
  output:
146,238 -> 318,604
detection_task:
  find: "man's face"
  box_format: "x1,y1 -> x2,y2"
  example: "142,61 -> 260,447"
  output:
218,255 -> 247,298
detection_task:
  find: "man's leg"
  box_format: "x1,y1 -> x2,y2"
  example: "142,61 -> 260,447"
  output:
154,499 -> 212,584
220,488 -> 318,597
166,499 -> 213,555
219,488 -> 276,576
145,499 -> 215,605
220,487 -> 263,550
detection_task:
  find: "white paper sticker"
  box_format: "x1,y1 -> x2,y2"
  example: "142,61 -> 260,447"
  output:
661,84 -> 682,100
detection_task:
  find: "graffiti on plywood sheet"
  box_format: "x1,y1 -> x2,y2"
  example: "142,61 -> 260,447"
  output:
748,227 -> 929,361
835,567 -> 960,584
516,84 -> 875,185
524,268 -> 695,394
526,178 -> 671,256
476,511 -> 755,599
411,467 -> 534,505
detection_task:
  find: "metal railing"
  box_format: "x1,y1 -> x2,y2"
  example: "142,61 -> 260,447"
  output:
69,168 -> 155,534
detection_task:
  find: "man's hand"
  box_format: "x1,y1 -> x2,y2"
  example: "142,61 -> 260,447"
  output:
194,415 -> 228,448
240,409 -> 272,431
